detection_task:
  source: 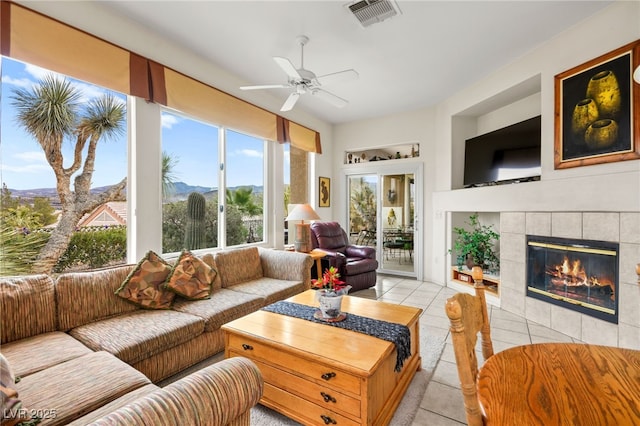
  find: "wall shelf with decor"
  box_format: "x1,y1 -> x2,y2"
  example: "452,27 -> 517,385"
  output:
345,142 -> 419,164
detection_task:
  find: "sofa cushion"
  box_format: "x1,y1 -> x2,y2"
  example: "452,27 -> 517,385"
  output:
56,264 -> 138,331
66,384 -> 159,426
16,351 -> 151,426
172,288 -> 264,332
115,251 -> 175,309
214,247 -> 263,287
200,253 -> 222,291
0,275 -> 56,344
69,310 -> 205,365
0,353 -> 36,425
164,250 -> 216,300
1,332 -> 92,378
227,278 -> 307,305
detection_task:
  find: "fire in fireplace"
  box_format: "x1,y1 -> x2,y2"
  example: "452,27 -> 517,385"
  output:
526,235 -> 618,324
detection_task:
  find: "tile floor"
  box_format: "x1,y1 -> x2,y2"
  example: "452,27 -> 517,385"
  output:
351,274 -> 584,426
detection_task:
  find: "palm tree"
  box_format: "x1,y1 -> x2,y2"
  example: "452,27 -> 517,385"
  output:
226,187 -> 262,217
11,75 -> 126,274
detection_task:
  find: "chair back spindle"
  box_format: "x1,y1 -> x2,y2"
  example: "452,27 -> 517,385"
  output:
445,279 -> 494,426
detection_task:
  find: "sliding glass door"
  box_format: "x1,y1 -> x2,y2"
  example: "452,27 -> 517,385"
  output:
346,163 -> 421,278
381,173 -> 415,273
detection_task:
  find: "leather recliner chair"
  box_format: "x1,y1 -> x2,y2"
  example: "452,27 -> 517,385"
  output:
310,221 -> 378,292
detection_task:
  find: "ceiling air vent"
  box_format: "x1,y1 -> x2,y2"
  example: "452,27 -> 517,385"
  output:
347,0 -> 401,28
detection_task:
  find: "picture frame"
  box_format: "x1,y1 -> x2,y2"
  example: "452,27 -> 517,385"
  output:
554,39 -> 640,169
319,177 -> 330,207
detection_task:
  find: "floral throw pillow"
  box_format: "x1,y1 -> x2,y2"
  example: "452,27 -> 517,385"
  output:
115,251 -> 175,309
164,251 -> 217,300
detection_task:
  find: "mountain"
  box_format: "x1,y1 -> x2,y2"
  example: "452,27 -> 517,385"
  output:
7,182 -> 263,205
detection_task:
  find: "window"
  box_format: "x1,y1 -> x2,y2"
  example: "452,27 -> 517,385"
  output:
160,111 -> 267,253
161,111 -> 219,254
224,130 -> 265,246
1,57 -> 128,274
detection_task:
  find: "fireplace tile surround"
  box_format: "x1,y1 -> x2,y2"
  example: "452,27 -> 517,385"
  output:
498,211 -> 640,350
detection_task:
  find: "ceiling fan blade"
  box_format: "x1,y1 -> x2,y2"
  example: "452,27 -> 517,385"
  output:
311,89 -> 348,108
316,69 -> 359,86
280,92 -> 300,111
239,84 -> 290,90
273,57 -> 301,80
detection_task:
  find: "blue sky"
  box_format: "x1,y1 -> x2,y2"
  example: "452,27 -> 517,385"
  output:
1,57 -> 289,191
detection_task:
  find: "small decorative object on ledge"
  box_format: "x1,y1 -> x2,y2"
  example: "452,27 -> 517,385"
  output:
312,266 -> 351,320
636,262 -> 640,284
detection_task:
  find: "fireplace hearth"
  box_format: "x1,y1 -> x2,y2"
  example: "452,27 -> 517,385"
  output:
526,235 -> 618,323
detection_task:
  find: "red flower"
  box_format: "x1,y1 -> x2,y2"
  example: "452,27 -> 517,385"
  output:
311,266 -> 346,292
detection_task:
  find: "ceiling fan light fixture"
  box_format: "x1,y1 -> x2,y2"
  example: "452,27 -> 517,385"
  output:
347,0 -> 401,28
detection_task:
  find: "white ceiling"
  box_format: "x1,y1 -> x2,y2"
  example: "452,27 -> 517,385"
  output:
96,0 -> 612,125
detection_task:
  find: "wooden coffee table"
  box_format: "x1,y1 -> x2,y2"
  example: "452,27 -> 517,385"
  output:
222,290 -> 422,426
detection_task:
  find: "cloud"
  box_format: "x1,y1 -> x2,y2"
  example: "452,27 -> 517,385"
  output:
0,163 -> 50,173
1,75 -> 34,89
14,151 -> 46,162
233,149 -> 263,158
161,113 -> 180,129
24,63 -> 54,80
0,151 -> 49,174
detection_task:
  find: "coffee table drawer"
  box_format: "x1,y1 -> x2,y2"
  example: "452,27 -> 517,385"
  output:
263,382 -> 360,426
248,356 -> 361,418
227,334 -> 361,395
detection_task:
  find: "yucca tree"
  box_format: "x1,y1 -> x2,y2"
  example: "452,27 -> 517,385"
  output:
162,151 -> 179,200
11,75 -> 126,274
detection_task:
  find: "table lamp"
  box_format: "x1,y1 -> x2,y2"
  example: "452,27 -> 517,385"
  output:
285,203 -> 320,253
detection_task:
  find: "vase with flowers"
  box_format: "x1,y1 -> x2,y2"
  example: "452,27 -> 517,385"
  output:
312,266 -> 352,320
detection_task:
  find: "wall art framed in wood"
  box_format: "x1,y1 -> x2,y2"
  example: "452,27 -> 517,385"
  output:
319,177 -> 330,207
554,39 -> 640,169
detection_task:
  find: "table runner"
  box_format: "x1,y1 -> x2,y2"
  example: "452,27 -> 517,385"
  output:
261,301 -> 411,372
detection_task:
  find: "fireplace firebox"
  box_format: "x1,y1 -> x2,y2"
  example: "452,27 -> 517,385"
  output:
526,235 -> 618,324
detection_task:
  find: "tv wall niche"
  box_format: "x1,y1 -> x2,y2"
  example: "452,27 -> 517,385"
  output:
463,115 -> 541,188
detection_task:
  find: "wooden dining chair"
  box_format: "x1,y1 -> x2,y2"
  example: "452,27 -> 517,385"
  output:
445,266 -> 494,426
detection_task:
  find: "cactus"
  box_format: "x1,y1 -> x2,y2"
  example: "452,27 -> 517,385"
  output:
184,192 -> 206,250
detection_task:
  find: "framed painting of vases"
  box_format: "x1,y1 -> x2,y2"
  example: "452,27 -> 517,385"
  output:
554,39 -> 640,169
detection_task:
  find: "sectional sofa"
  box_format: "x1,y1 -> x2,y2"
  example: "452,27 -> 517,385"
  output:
0,247 -> 313,425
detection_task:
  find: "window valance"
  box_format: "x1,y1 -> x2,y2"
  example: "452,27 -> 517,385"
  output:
0,1 -> 149,99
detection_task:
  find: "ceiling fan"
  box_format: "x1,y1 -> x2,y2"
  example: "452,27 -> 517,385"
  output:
240,35 -> 359,112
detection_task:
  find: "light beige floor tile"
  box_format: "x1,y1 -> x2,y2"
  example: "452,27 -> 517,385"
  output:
491,317 -> 529,334
490,327 -> 532,346
431,359 -> 460,388
421,381 -> 466,423
412,408 -> 465,425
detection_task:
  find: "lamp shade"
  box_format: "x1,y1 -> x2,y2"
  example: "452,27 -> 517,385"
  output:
634,65 -> 640,84
285,203 -> 321,222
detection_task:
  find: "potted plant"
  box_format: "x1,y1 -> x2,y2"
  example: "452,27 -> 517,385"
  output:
312,266 -> 351,319
449,213 -> 499,273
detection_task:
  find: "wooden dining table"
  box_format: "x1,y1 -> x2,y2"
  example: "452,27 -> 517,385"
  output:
477,343 -> 640,425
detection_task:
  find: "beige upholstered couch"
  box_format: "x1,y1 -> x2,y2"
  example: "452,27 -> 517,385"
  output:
0,247 -> 313,425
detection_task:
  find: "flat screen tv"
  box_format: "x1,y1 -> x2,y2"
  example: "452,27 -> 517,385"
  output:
463,115 -> 541,187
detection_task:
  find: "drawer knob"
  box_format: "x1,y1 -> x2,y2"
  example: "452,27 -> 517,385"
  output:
320,392 -> 336,403
320,414 -> 337,424
321,372 -> 336,381
241,343 -> 253,351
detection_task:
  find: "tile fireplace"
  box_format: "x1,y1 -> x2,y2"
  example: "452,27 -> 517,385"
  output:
526,235 -> 618,324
